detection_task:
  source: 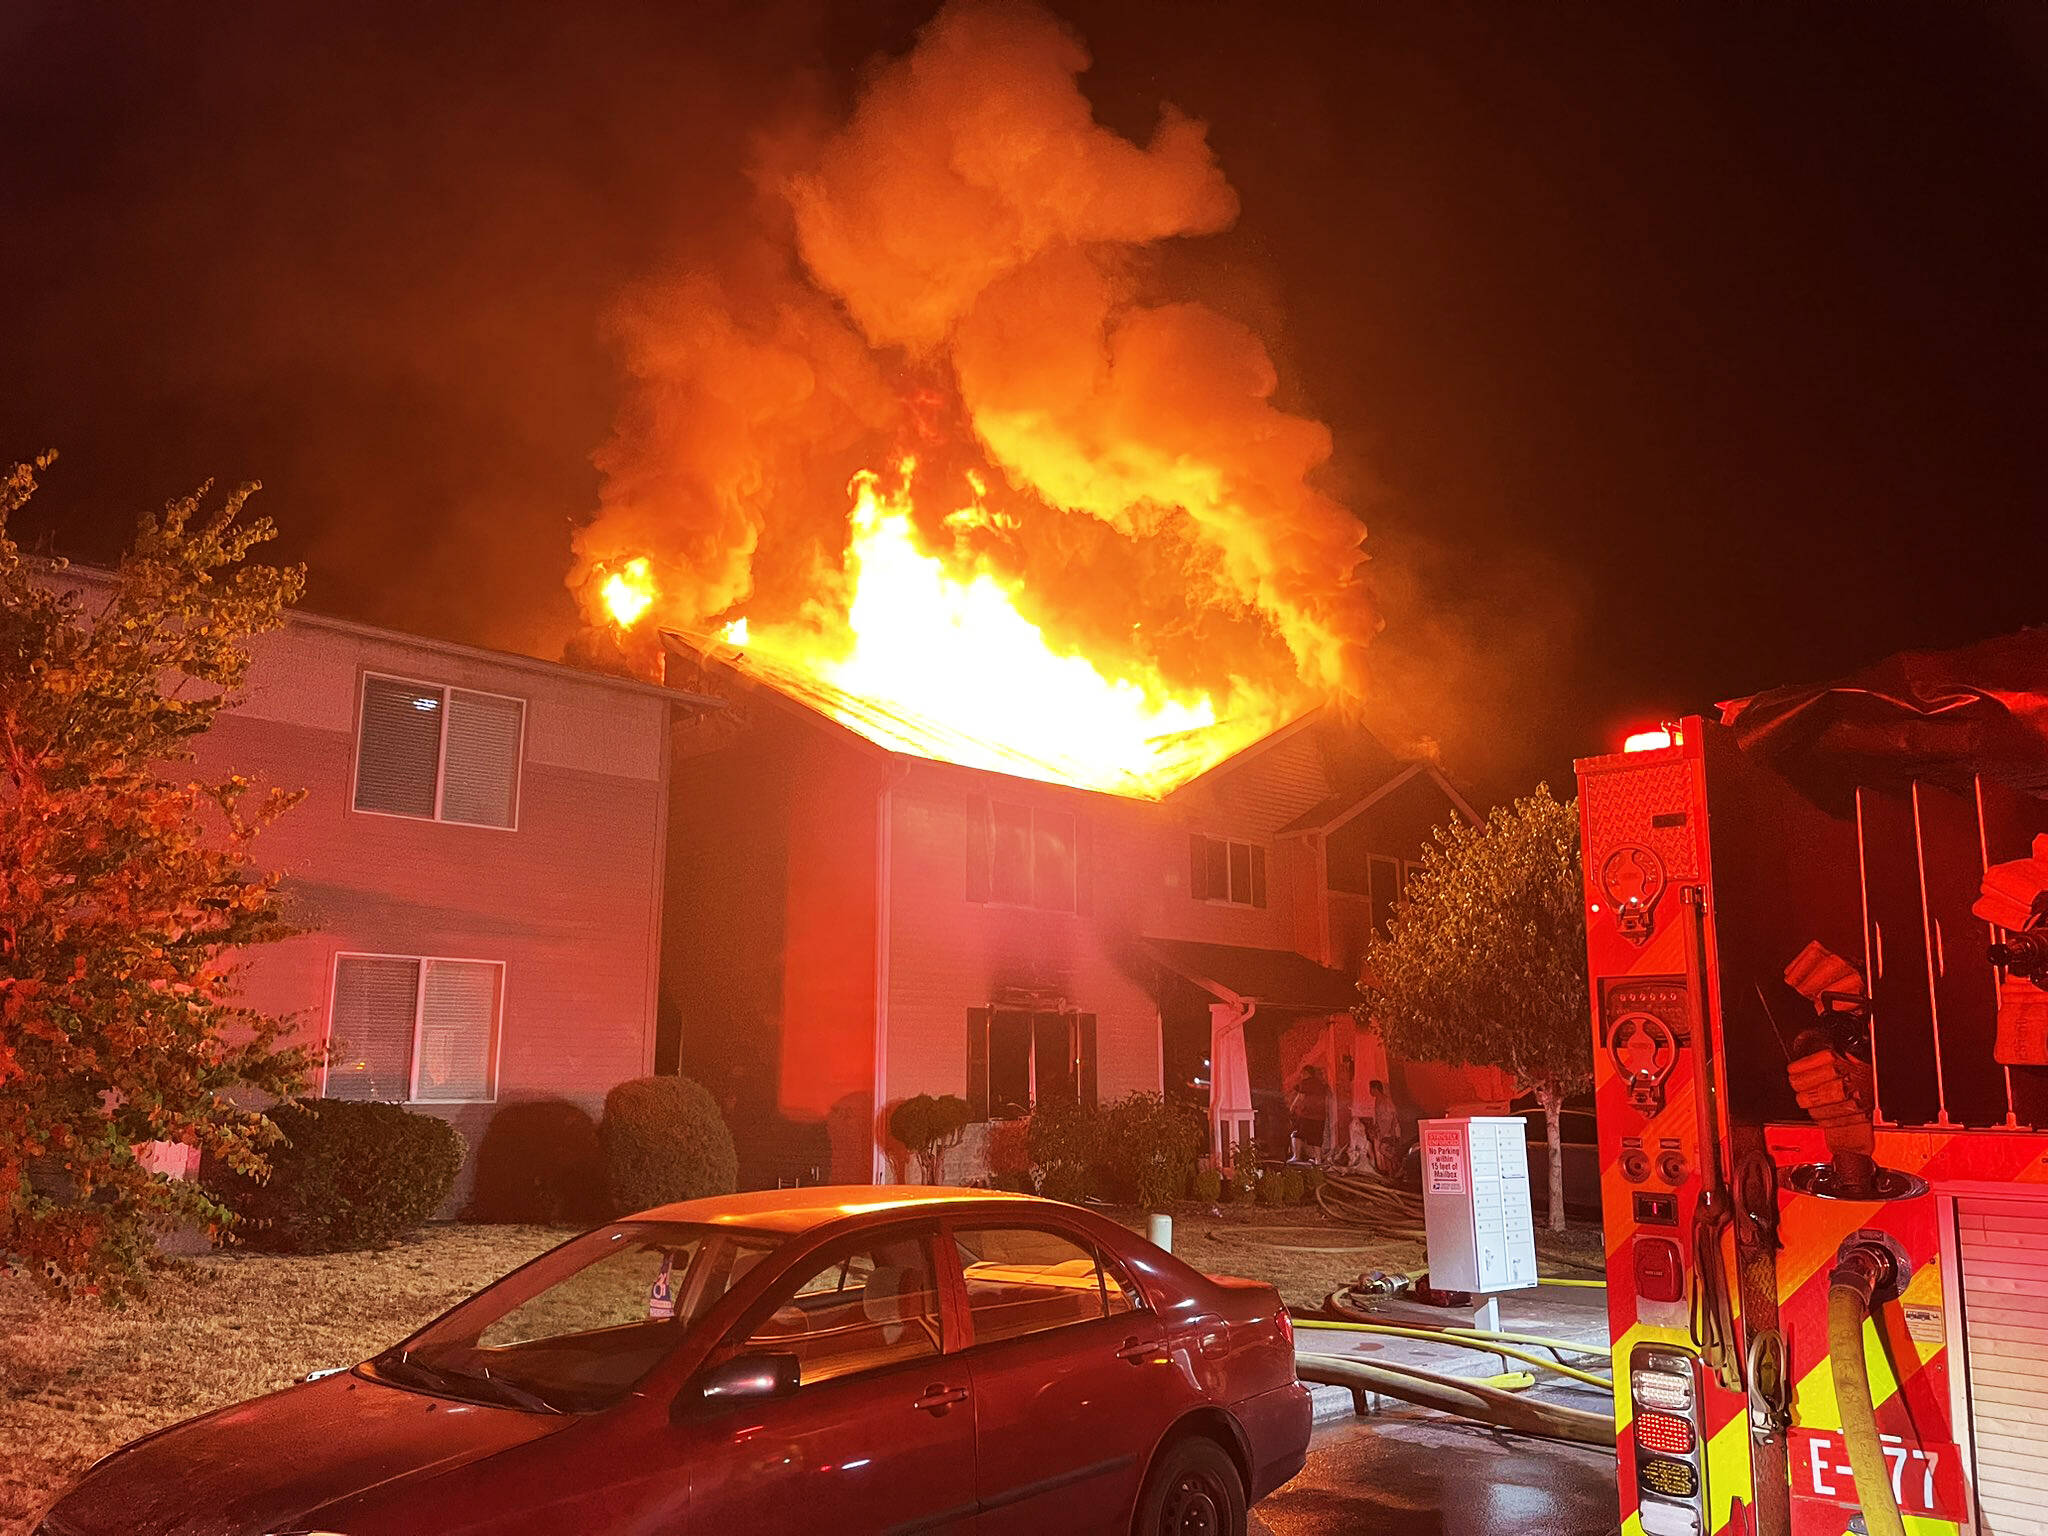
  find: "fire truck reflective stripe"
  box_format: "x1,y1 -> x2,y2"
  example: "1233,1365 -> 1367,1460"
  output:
1959,1195 -> 2048,1536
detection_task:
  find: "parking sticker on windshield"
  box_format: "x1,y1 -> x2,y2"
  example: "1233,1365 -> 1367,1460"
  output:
648,1252 -> 676,1320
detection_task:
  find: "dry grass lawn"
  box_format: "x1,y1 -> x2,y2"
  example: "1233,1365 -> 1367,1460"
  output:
0,1224 -> 568,1535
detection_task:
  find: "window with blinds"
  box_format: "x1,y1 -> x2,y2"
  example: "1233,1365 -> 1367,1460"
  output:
324,953 -> 502,1103
354,673 -> 525,828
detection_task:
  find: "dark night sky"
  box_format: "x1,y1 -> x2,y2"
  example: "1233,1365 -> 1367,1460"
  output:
6,1 -> 2046,802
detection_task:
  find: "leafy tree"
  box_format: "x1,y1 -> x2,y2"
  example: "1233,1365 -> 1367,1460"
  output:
1,454 -> 309,1297
1363,785 -> 1590,1232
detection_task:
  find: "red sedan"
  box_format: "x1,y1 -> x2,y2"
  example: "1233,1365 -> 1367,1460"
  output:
38,1187 -> 1309,1536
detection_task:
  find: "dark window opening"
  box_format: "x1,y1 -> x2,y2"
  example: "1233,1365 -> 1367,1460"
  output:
1189,834 -> 1267,908
1368,854 -> 1400,937
968,1007 -> 1098,1120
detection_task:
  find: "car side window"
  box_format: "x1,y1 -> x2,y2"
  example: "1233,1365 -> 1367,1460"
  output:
739,1234 -> 943,1388
953,1225 -> 1134,1348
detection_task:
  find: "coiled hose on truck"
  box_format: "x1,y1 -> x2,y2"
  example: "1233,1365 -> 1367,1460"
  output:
1829,1246 -> 1907,1536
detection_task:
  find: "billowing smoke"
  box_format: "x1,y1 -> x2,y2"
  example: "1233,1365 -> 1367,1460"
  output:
573,0 -> 1376,714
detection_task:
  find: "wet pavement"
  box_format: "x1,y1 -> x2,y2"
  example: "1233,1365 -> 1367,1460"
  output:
1258,1280 -> 1620,1536
1251,1404 -> 1620,1536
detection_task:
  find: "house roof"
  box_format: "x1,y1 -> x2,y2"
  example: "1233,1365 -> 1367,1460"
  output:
49,562 -> 712,709
1274,759 -> 1481,835
660,628 -> 1273,800
1140,937 -> 1361,1013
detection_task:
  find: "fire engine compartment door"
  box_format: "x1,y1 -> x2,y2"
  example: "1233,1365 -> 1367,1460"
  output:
1956,1194 -> 2048,1533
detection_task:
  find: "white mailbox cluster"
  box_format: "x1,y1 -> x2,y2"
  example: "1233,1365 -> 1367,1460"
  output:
1418,1116 -> 1538,1293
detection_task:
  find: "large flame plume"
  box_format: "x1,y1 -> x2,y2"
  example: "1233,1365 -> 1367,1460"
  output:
571,0 -> 1376,796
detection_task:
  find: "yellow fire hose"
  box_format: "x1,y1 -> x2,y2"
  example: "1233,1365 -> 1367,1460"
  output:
1829,1247 -> 1907,1536
1295,1351 -> 1615,1447
1295,1316 -> 1614,1390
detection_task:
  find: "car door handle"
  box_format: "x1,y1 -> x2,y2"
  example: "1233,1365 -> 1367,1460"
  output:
912,1383 -> 969,1414
1114,1336 -> 1160,1364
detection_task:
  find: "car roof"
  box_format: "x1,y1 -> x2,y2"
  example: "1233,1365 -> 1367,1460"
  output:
626,1184 -> 1049,1235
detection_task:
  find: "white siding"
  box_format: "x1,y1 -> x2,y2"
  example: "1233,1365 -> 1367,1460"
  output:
1960,1196 -> 2048,1534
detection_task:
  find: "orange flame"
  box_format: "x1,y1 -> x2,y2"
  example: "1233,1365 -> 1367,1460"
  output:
673,460 -> 1286,797
600,558 -> 657,628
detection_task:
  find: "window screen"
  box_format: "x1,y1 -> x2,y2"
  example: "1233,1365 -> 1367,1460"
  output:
326,955 -> 422,1101
355,678 -> 444,818
440,690 -> 523,828
415,959 -> 500,1102
991,803 -> 1033,906
1032,811 -> 1077,911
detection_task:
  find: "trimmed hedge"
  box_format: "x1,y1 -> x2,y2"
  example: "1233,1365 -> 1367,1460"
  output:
599,1076 -> 737,1215
209,1100 -> 465,1253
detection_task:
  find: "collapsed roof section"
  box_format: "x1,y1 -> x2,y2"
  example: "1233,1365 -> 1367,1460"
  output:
658,628 -> 1311,802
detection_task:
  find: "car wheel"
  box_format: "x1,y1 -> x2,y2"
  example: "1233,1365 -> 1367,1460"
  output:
1132,1434 -> 1246,1536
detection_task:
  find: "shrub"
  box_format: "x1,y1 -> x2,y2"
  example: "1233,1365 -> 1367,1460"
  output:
986,1117 -> 1035,1193
207,1100 -> 464,1253
1026,1096 -> 1099,1204
1302,1165 -> 1329,1201
1093,1093 -> 1206,1207
889,1093 -> 973,1183
1192,1167 -> 1223,1203
599,1076 -> 738,1215
466,1099 -> 605,1223
1226,1141 -> 1260,1203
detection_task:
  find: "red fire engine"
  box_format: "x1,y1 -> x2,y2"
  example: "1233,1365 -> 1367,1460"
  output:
1577,631 -> 2048,1536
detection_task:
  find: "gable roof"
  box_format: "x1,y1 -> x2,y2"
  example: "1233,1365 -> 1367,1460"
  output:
49,562 -> 708,709
1274,759 -> 1482,836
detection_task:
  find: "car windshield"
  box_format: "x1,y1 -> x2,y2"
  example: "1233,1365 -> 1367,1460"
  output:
372,1222 -> 783,1414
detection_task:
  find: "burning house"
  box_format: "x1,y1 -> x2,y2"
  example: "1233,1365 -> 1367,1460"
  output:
656,629 -> 1500,1187
555,1 -> 1510,1185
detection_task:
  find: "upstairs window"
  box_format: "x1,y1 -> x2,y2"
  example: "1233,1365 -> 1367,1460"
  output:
325,952 -> 504,1103
1367,855 -> 1425,937
1190,834 -> 1267,908
967,799 -> 1085,912
355,673 -> 524,829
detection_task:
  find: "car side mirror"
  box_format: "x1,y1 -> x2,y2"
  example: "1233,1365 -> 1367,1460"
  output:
695,1352 -> 800,1406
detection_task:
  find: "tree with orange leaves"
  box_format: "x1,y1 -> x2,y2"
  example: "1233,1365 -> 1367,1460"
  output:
1,454 -> 308,1297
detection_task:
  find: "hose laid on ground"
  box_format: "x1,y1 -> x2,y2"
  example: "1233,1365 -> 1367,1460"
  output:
1300,1314 -> 1609,1361
1313,1165 -> 1608,1277
1829,1249 -> 1907,1536
1295,1316 -> 1614,1390
1295,1351 -> 1616,1448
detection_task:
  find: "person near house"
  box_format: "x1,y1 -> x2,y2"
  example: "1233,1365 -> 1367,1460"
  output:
1369,1079 -> 1405,1179
1289,1066 -> 1330,1163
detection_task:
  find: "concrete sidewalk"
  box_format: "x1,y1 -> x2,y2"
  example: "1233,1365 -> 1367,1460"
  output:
1293,1281 -> 1614,1426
